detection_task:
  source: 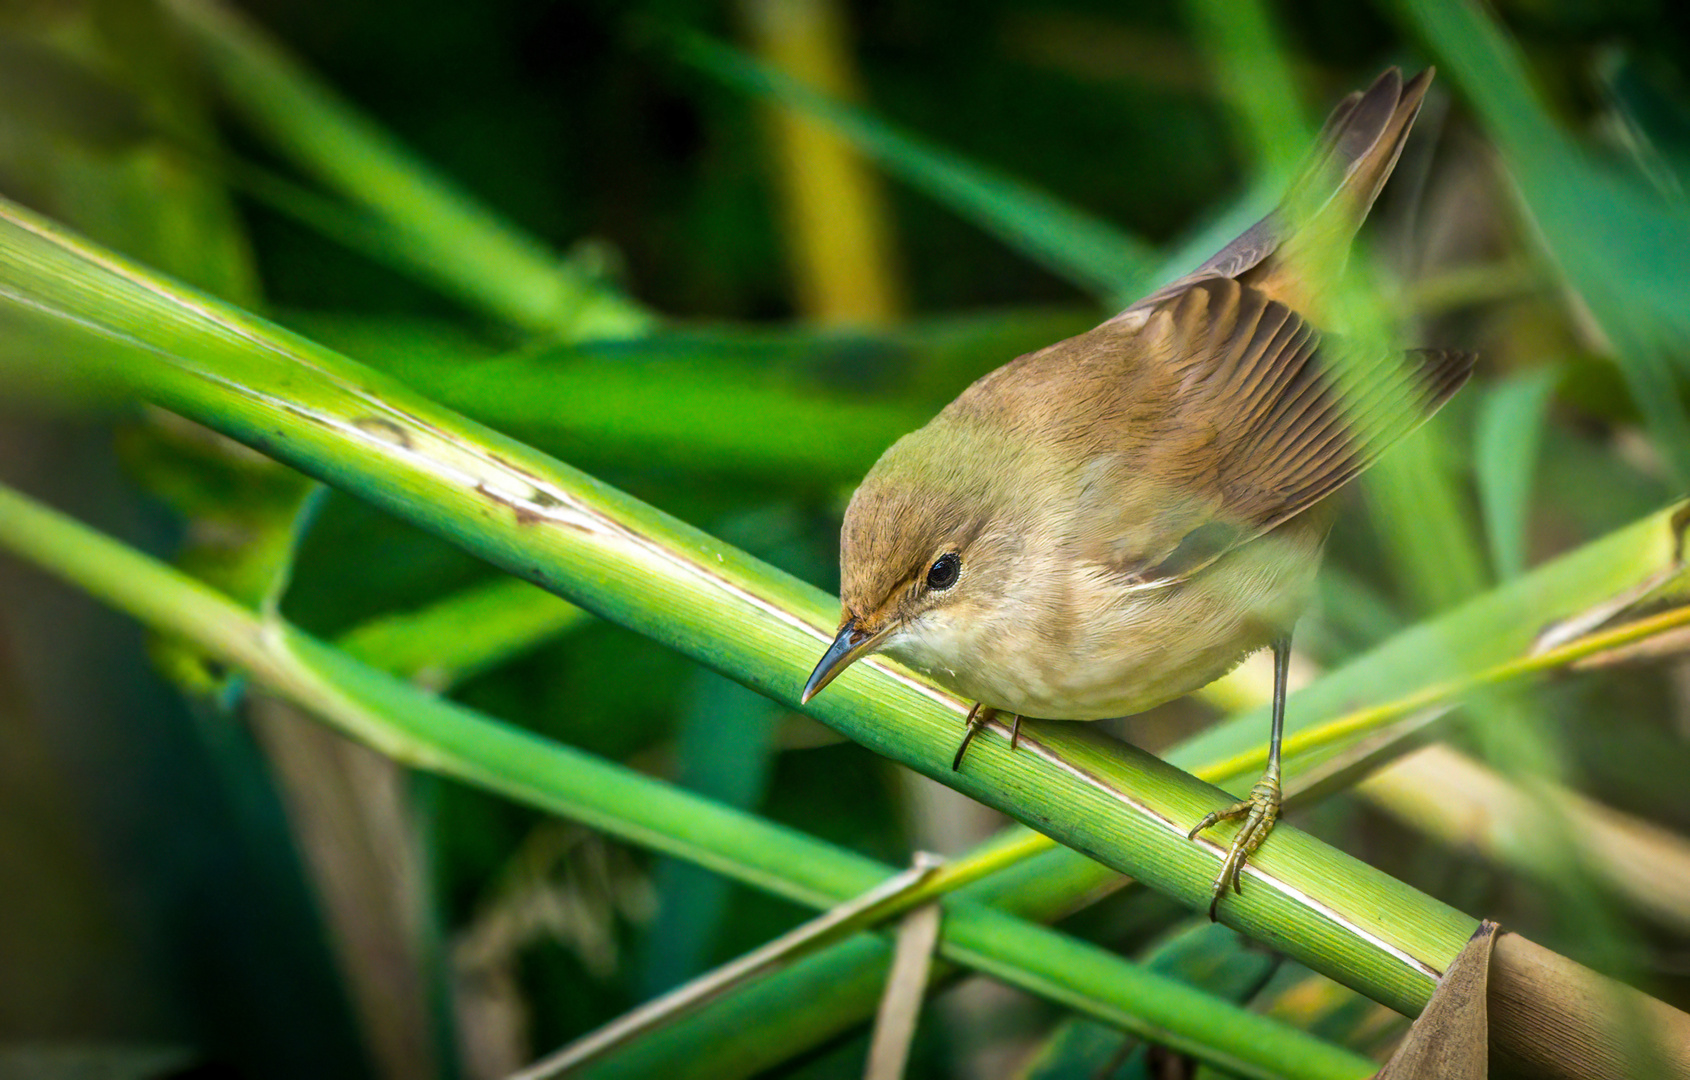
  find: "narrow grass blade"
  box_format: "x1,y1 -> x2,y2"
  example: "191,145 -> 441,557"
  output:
672,30 -> 1157,304
162,0 -> 651,339
1475,368 -> 1560,580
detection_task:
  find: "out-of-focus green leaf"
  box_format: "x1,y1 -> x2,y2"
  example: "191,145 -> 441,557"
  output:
640,672 -> 783,996
110,409 -> 321,696
0,36 -> 150,153
163,0 -> 652,339
1255,966 -> 1407,1061
1363,422 -> 1490,616
0,2 -> 327,689
1596,48 -> 1690,201
337,574 -> 589,689
287,305 -> 1094,405
0,10 -> 257,304
1020,921 -> 1279,1080
1475,368 -> 1560,580
1399,0 -> 1690,483
372,345 -> 928,483
1313,565 -> 1406,660
1180,0 -> 1312,184
287,309 -> 1094,484
1019,1020 -> 1127,1080
672,30 -> 1157,305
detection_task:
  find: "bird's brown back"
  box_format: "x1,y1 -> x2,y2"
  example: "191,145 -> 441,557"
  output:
932,276 -> 1472,588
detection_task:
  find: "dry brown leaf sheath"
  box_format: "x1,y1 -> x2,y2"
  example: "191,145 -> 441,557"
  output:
1374,920 -> 1497,1080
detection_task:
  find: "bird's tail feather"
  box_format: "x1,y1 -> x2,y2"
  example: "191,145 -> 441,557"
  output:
1121,67 -> 1434,318
1275,66 -> 1434,271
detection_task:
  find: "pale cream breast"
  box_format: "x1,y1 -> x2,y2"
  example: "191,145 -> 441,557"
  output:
884,518 -> 1323,720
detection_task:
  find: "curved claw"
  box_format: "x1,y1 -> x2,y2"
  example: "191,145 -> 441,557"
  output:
1188,775 -> 1282,921
951,706 -> 1026,770
951,704 -> 992,771
1187,810 -> 1223,840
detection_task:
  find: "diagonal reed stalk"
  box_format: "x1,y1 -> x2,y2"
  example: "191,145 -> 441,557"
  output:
0,482 -> 1374,1080
2,196 -> 1688,1078
324,508 -> 1690,1071
22,2 -> 1680,1071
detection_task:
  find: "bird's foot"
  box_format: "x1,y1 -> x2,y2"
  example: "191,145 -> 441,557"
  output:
951,704 -> 994,770
950,705 -> 1023,771
1187,773 -> 1281,921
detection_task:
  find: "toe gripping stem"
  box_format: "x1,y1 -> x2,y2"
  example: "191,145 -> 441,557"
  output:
950,706 -> 1024,771
1188,774 -> 1281,919
1188,633 -> 1292,920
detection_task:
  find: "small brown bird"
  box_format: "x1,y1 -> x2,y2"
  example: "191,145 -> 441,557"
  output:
801,68 -> 1472,917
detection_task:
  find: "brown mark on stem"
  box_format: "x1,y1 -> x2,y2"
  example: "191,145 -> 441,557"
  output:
239,383 -> 964,715
352,415 -> 413,449
475,480 -> 556,528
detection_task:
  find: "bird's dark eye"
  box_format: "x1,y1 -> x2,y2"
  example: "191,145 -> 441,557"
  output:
925,553 -> 961,591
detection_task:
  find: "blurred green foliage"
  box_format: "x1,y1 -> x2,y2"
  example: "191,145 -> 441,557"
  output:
3,0 -> 1690,1077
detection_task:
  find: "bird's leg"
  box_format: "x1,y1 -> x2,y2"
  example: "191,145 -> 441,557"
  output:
1187,634 -> 1291,920
1009,713 -> 1023,751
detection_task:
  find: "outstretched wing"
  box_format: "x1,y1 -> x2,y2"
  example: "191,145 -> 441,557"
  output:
1083,277 -> 1472,585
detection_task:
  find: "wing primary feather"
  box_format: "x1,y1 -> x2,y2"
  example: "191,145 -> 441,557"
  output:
1131,280 -> 1474,584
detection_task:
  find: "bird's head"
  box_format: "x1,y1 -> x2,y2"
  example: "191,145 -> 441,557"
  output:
800,416 -> 1033,704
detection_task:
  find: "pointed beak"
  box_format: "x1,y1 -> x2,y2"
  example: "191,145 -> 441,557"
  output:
801,617 -> 890,705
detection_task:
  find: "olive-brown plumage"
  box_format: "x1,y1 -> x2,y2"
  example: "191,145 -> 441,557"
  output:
803,68 -> 1473,917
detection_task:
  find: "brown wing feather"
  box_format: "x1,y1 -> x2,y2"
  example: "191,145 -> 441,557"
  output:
1127,277 -> 1473,581
1029,68 -> 1460,584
